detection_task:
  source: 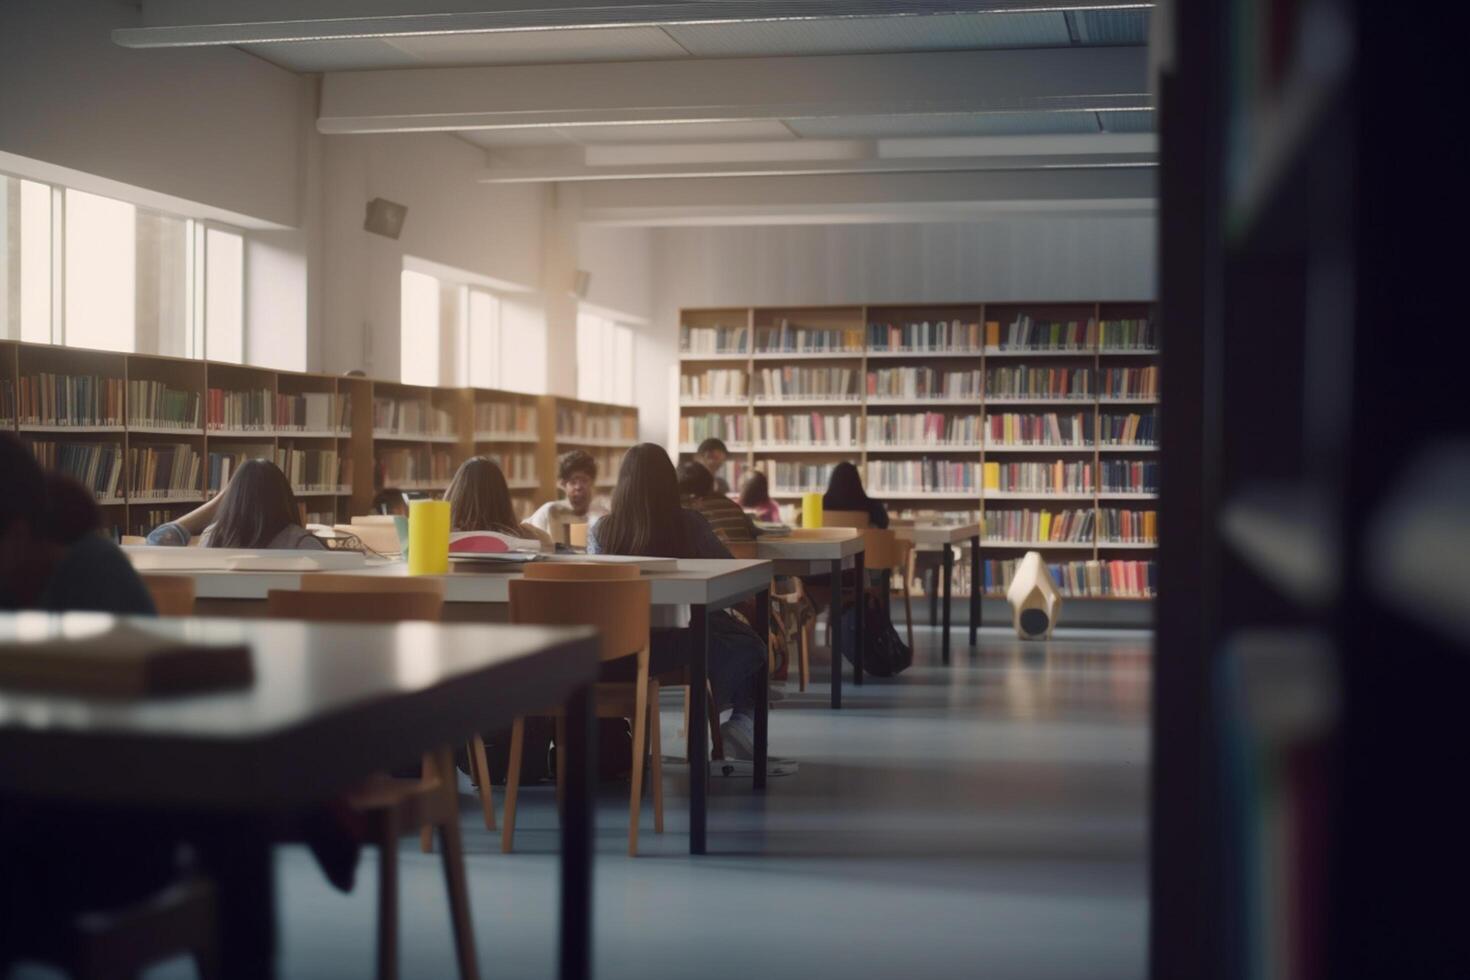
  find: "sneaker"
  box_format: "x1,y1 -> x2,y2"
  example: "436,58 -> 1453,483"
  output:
719,719 -> 755,761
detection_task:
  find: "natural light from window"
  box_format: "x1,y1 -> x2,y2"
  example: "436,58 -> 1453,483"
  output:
577,310 -> 635,405
400,268 -> 441,386
205,227 -> 244,363
64,188 -> 135,353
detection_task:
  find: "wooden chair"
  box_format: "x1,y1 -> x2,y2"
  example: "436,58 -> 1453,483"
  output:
140,574 -> 196,617
859,529 -> 915,651
263,584 -> 478,980
503,571 -> 659,856
822,510 -> 871,529
10,877 -> 220,980
334,522 -> 401,556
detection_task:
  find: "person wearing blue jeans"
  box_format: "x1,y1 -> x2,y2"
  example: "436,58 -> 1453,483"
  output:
588,444 -> 766,759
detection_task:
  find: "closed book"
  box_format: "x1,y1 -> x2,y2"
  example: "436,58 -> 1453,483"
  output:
0,621 -> 252,698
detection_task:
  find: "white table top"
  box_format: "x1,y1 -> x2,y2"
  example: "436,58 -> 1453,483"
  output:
0,612 -> 598,809
894,523 -> 982,548
137,557 -> 773,609
754,533 -> 866,574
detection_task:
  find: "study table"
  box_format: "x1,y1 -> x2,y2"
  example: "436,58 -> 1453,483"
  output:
0,612 -> 600,980
121,550 -> 776,856
750,533 -> 866,710
893,522 -> 982,664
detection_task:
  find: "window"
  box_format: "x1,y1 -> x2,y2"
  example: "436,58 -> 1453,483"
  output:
577,310 -> 635,405
0,175 -> 53,342
466,288 -> 503,388
400,268 -> 441,386
203,227 -> 244,363
0,173 -> 247,359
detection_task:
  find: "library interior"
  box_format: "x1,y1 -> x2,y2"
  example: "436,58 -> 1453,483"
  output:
1,3 -> 1463,979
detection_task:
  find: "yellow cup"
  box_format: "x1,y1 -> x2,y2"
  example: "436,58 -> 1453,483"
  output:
407,499 -> 451,575
801,492 -> 823,529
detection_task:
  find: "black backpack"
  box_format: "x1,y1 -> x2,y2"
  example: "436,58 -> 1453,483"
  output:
840,592 -> 913,677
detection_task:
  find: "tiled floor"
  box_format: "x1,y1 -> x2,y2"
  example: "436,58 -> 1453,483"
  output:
47,625 -> 1154,980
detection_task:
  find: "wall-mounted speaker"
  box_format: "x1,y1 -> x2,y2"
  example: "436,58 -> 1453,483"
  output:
572,269 -> 591,299
364,197 -> 408,239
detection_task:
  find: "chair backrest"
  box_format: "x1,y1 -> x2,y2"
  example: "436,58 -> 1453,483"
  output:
265,588 -> 445,623
508,577 -> 650,662
724,541 -> 759,559
141,574 -> 195,617
788,527 -> 861,542
859,529 -> 908,571
823,510 -> 871,529
296,573 -> 447,597
523,562 -> 640,581
567,522 -> 589,548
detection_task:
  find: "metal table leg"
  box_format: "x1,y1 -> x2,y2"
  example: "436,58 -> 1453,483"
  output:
829,558 -> 843,709
753,593 -> 769,790
688,604 -> 709,853
969,534 -> 981,646
559,682 -> 594,980
941,545 -> 953,666
853,550 -> 865,687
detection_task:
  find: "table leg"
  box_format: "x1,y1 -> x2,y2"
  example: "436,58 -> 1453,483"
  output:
559,682 -> 594,980
969,534 -> 981,646
198,820 -> 275,980
753,593 -> 769,791
853,550 -> 866,686
941,545 -> 953,666
829,559 -> 843,710
689,603 -> 709,854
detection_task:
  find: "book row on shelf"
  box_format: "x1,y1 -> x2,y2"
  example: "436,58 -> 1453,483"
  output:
986,366 -> 1093,399
755,322 -> 863,354
28,441 -> 125,501
984,507 -> 1095,544
988,460 -> 1094,494
678,316 -> 1156,357
371,398 -> 456,438
14,373 -> 125,427
867,412 -> 980,446
126,381 -> 201,430
679,412 -> 750,445
867,367 -> 982,400
1100,460 -> 1159,494
1100,411 -> 1157,445
982,557 -> 1157,599
473,401 -> 537,436
276,449 -> 351,494
482,449 -> 537,483
989,412 -> 1092,447
682,366 -> 1159,402
129,443 -> 203,499
374,447 -> 454,487
866,459 -> 981,494
207,388 -> 351,433
556,406 -> 636,442
1,377 -> 13,422
1096,508 -> 1158,544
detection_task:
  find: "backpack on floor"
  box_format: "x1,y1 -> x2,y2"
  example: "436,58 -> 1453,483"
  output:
840,591 -> 913,677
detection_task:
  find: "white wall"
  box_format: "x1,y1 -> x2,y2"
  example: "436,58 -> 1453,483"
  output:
317,133 -> 546,378
643,217 -> 1157,444
0,0 -> 307,229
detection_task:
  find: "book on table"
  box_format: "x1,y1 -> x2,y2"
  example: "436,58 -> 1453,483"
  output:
0,619 -> 252,697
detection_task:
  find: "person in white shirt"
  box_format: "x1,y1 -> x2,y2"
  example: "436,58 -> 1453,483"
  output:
527,449 -> 609,546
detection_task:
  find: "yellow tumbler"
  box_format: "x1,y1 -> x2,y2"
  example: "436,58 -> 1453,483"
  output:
407,499 -> 451,575
801,492 -> 823,529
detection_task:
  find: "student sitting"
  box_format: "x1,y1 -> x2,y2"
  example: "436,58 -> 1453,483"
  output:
0,432 -> 154,614
822,460 -> 890,529
144,458 -> 325,549
526,449 -> 608,546
589,444 -> 767,760
738,470 -> 783,524
677,459 -> 757,543
445,456 -> 552,550
695,436 -> 731,495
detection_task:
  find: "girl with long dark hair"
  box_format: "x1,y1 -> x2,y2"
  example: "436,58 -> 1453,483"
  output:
738,470 -> 782,524
445,456 -> 552,548
145,458 -> 324,549
589,443 -> 767,759
822,460 -> 889,529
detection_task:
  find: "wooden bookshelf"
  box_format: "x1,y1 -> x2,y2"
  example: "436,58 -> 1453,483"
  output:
1,341 -> 635,533
679,301 -> 1158,600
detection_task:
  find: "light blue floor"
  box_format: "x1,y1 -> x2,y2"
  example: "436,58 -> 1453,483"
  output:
21,626 -> 1152,980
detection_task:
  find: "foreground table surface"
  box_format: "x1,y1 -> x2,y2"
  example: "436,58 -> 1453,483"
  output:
0,612 -> 599,810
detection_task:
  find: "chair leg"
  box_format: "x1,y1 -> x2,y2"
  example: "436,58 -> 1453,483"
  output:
468,736 -> 495,832
628,662 -> 649,856
500,717 -> 524,854
554,716 -> 567,813
799,622 -> 811,692
433,746 -> 480,980
376,812 -> 399,980
419,752 -> 437,854
681,686 -> 690,740
649,678 -> 664,834
903,577 -> 915,652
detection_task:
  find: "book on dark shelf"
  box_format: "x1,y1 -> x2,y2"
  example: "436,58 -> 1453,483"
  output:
128,443 -> 202,498
1099,411 -> 1158,445
680,324 -> 750,355
207,387 -> 272,431
756,366 -> 858,400
29,440 -> 125,501
986,412 -> 1092,447
1101,460 -> 1159,494
988,315 -> 1098,351
982,557 -> 1156,598
866,458 -> 981,494
127,380 -> 201,429
866,367 -> 981,400
276,392 -> 346,432
1099,507 -> 1158,543
985,365 -> 1093,399
17,373 -> 125,427
1,377 -> 15,424
754,320 -> 863,354
680,412 -> 749,445
1100,366 -> 1159,399
474,401 -> 537,435
866,319 -> 982,352
1098,317 -> 1155,350
983,507 -> 1095,543
680,369 -> 748,400
866,412 -> 979,446
984,460 -> 1094,494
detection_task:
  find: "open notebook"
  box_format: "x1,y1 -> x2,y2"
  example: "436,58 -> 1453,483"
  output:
0,621 -> 253,698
